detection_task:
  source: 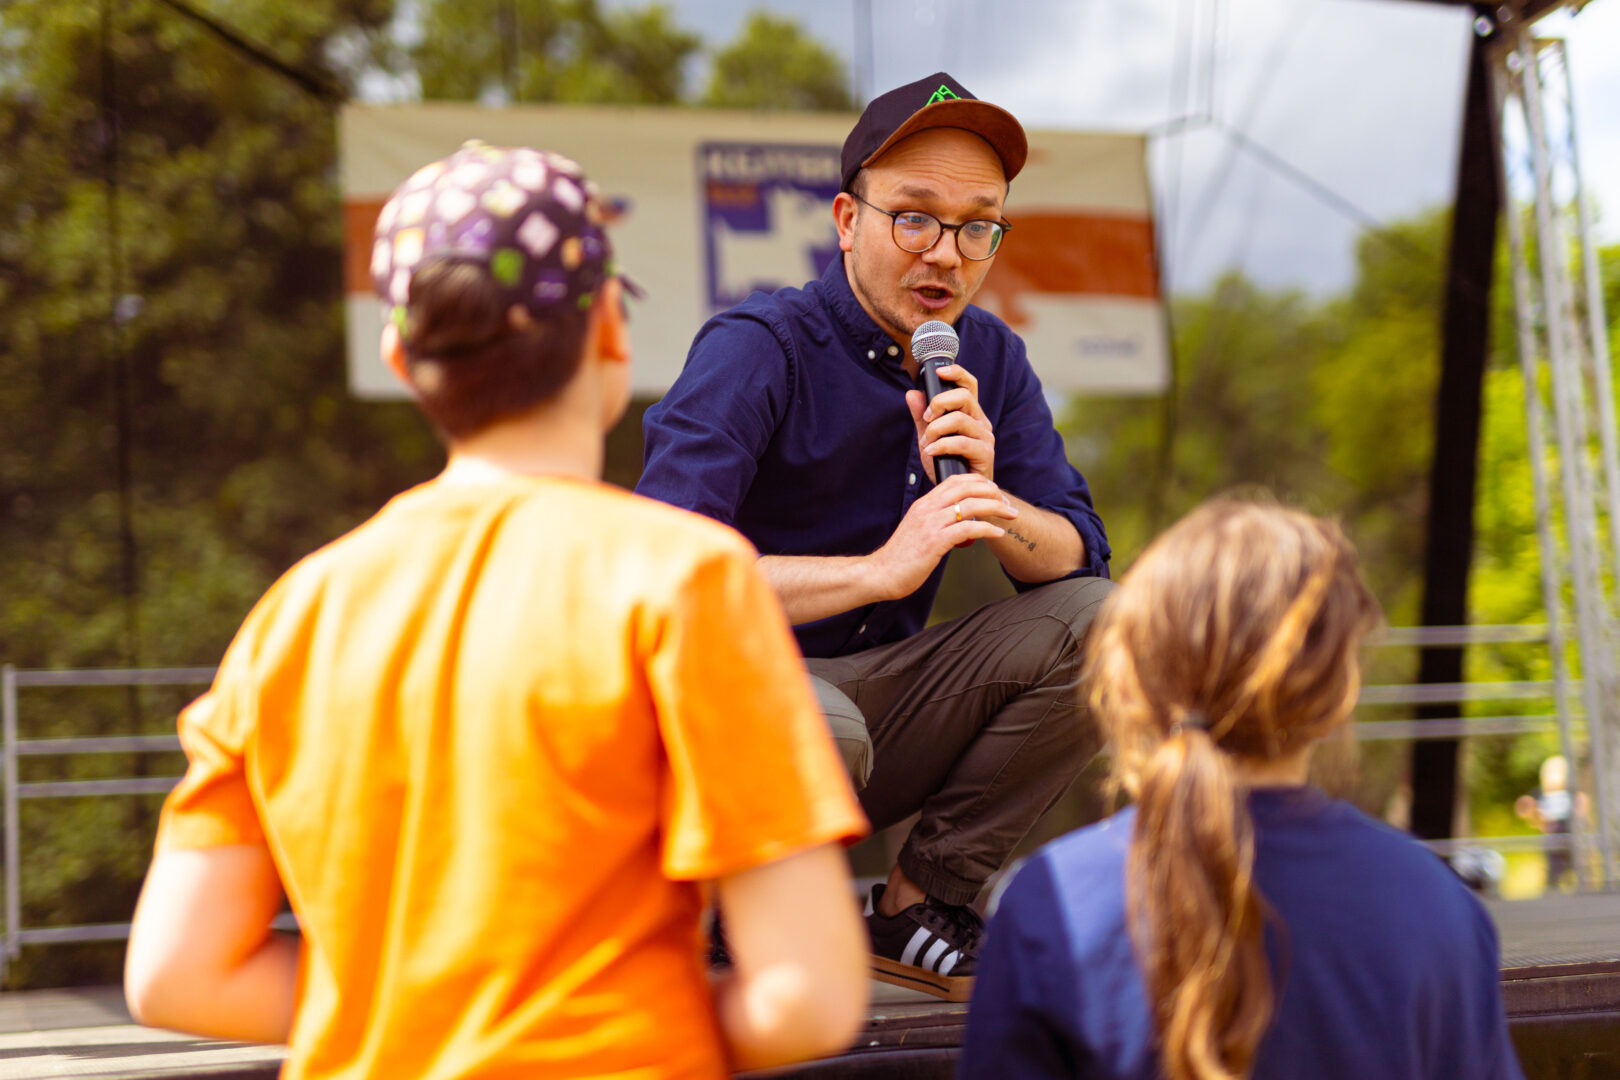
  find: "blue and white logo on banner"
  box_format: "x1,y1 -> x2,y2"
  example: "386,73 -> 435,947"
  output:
700,142 -> 842,312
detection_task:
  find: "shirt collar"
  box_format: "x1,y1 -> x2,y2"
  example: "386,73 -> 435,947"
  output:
822,255 -> 907,366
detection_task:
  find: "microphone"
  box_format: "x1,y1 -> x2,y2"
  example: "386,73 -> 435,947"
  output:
911,320 -> 969,481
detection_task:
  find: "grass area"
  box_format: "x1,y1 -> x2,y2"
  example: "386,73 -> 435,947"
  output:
1499,851 -> 1548,900
1474,802 -> 1558,900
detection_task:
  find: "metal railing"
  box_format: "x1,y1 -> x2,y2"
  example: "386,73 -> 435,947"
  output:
0,664 -> 214,984
1352,623 -> 1592,880
0,628 -> 1589,978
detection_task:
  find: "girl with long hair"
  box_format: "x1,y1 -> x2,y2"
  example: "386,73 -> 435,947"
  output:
960,499 -> 1524,1080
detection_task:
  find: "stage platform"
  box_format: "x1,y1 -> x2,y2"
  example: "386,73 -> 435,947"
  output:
4,892 -> 1620,1079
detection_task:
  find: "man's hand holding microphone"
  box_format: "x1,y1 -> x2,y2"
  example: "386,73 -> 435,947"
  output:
868,322 -> 1018,601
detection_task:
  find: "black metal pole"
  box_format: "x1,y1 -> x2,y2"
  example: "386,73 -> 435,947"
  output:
100,0 -> 140,677
500,0 -> 520,103
1409,17 -> 1502,841
853,0 -> 872,107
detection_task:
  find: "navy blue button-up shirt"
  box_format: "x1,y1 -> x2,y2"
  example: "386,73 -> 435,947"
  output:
637,256 -> 1109,658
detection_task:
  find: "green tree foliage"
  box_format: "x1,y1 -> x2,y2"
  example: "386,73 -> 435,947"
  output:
1063,274 -> 1342,588
1063,231 -> 1620,858
1310,215 -> 1450,620
1069,213 -> 1496,626
1,0 -> 432,671
701,12 -> 853,112
0,0 -> 870,987
2,0 -> 442,981
0,0 -> 441,987
412,0 -> 699,105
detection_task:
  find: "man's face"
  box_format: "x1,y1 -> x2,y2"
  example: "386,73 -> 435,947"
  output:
835,127 -> 1007,352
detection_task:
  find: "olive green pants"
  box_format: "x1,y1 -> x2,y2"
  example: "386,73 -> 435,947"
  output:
805,575 -> 1113,907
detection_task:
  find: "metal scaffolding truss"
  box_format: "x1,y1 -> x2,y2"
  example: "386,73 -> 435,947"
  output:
1492,25 -> 1620,888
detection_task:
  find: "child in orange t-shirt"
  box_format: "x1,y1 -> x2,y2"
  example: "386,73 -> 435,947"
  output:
124,142 -> 871,1080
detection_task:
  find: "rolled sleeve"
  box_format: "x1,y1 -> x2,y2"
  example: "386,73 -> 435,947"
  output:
637,314 -> 791,525
646,543 -> 869,881
156,656 -> 265,853
991,345 -> 1111,585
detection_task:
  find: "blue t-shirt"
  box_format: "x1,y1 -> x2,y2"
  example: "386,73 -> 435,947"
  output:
637,255 -> 1109,659
961,786 -> 1525,1080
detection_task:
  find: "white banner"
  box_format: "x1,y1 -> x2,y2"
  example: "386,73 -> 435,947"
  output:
340,103 -> 1166,398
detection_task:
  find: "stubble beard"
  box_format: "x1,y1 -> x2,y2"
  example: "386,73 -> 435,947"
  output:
846,240 -> 972,343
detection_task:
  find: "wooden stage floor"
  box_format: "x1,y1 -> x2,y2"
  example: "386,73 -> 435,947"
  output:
4,892 -> 1620,1079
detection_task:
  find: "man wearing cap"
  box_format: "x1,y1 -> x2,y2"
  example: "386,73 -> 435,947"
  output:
637,74 -> 1111,1001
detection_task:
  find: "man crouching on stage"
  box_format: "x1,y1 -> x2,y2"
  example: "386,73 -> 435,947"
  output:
638,73 -> 1113,1001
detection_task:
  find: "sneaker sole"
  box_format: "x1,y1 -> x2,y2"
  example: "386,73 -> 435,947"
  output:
870,954 -> 975,1002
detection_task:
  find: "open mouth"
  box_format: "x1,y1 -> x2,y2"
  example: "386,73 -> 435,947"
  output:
913,285 -> 953,309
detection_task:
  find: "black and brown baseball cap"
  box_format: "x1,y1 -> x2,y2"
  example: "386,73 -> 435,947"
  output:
840,72 -> 1028,192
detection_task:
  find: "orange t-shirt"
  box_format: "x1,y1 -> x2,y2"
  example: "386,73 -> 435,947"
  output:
155,474 -> 869,1080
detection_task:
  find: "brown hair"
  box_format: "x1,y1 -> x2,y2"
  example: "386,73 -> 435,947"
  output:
400,259 -> 591,440
1086,498 -> 1380,1080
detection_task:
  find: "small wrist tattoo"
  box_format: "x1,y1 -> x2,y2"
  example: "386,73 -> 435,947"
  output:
1004,528 -> 1036,552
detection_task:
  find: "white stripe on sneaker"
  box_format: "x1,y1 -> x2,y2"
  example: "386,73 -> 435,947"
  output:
937,949 -> 962,975
920,938 -> 950,973
899,927 -> 932,968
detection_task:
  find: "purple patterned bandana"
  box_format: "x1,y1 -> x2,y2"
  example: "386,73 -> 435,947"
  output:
369,140 -> 634,323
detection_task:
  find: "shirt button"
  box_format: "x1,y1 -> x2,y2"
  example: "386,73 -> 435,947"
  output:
908,472 -> 917,485
858,623 -> 867,634
867,349 -> 876,360
887,345 -> 899,356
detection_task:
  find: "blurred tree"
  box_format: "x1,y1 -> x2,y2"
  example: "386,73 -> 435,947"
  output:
1061,219 -> 1450,821
0,0 -> 432,986
412,0 -> 699,104
0,0 -> 430,674
0,0 -> 868,988
1309,213 -> 1450,622
1062,229 -> 1620,848
701,11 -> 853,112
1062,273 -> 1339,583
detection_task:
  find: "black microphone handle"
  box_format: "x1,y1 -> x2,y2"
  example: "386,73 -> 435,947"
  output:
920,356 -> 970,481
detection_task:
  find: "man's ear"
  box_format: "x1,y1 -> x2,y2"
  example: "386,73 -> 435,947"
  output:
380,322 -> 412,390
833,191 -> 858,254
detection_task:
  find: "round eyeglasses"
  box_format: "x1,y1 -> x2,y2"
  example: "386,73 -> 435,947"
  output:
853,194 -> 1010,261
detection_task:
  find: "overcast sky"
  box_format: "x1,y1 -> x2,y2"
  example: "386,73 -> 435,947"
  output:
616,0 -> 1620,296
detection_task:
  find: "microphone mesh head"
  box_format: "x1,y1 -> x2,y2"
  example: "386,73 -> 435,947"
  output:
911,320 -> 959,363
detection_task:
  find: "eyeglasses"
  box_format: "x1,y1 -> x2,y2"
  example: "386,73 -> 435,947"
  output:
852,194 -> 1010,261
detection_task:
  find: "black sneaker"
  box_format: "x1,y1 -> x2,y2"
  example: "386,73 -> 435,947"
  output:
864,883 -> 980,1001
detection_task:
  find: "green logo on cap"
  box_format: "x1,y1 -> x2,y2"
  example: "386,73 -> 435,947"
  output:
925,84 -> 960,105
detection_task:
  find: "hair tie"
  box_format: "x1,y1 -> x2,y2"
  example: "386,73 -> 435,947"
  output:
1170,709 -> 1212,738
